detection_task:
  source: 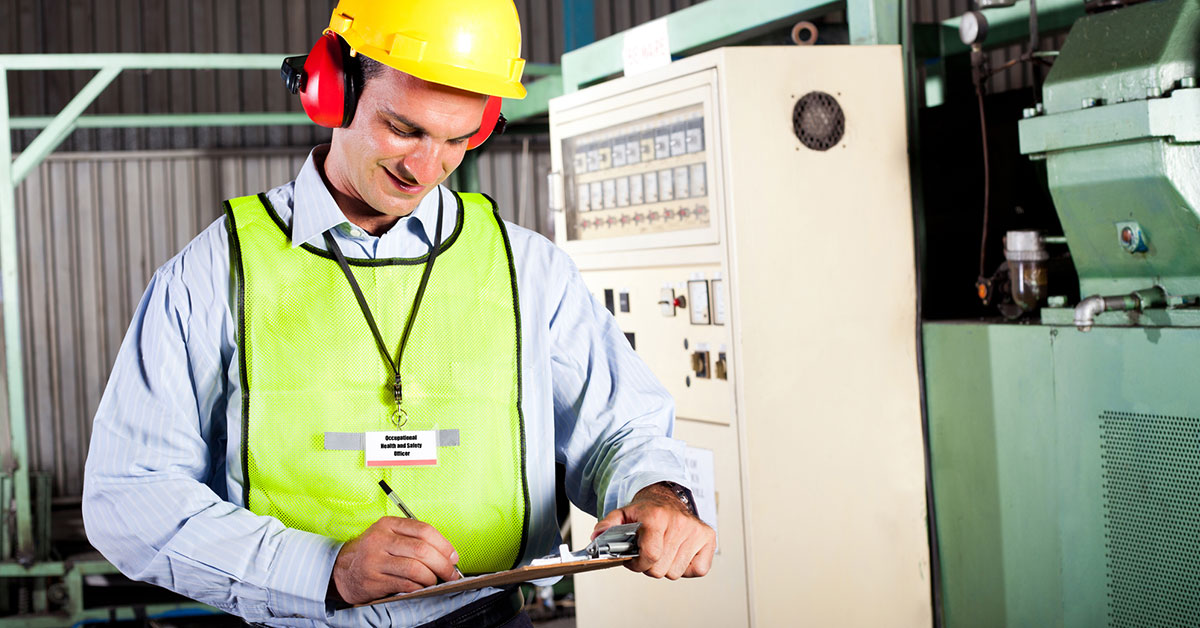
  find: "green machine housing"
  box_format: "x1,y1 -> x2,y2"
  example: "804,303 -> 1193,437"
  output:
925,1 -> 1200,626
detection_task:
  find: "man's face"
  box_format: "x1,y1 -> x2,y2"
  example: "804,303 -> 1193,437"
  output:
326,66 -> 488,218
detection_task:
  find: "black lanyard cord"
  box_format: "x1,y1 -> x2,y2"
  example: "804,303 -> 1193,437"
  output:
322,191 -> 446,423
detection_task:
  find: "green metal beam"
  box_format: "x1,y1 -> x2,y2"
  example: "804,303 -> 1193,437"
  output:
10,112 -> 312,130
0,53 -> 284,70
0,69 -> 32,563
560,0 -> 840,91
0,559 -> 120,578
501,75 -> 563,123
517,63 -> 560,77
848,0 -> 903,45
1018,89 -> 1200,155
11,66 -> 119,185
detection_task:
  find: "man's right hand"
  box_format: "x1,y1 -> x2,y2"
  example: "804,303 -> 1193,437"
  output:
329,516 -> 462,605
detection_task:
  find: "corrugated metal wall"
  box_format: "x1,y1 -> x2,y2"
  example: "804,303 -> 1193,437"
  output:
16,149 -> 307,495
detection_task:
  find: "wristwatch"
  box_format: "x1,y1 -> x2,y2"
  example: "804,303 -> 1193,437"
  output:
658,481 -> 699,518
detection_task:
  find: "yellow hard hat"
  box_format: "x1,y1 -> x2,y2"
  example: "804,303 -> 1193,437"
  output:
326,0 -> 527,100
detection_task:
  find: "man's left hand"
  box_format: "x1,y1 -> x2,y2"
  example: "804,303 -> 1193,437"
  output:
591,482 -> 716,580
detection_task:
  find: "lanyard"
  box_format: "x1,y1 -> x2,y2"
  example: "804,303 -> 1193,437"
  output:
322,191 -> 446,427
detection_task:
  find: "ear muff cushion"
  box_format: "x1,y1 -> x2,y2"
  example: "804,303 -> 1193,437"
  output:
466,96 -> 503,150
300,33 -> 348,128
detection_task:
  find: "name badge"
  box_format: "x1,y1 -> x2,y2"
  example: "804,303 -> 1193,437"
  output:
365,431 -> 438,467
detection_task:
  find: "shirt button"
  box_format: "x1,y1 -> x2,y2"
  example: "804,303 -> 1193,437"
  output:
349,229 -> 364,238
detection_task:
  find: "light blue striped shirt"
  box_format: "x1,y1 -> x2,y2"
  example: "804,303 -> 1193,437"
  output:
82,146 -> 689,626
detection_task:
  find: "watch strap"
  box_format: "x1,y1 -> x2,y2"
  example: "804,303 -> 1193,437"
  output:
658,481 -> 699,518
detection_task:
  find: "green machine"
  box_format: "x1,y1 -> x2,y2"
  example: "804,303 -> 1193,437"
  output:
924,1 -> 1200,626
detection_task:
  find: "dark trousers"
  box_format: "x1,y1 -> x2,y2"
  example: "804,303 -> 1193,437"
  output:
244,588 -> 531,628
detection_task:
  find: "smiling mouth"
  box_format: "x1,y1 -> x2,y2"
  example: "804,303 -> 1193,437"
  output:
385,168 -> 425,194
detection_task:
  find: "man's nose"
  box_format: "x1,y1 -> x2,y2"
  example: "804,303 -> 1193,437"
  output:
403,139 -> 443,186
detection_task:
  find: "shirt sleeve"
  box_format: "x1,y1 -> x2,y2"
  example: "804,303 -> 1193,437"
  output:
81,221 -> 340,623
546,250 -> 692,518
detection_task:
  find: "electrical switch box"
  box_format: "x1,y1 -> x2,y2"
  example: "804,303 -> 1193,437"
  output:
551,46 -> 928,628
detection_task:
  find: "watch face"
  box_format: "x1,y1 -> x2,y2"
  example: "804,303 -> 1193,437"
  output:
662,482 -> 698,517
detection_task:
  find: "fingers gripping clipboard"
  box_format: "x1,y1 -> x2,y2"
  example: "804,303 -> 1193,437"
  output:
356,523 -> 641,606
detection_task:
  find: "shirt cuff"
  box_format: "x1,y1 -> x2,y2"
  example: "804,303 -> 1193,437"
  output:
606,469 -> 692,516
263,529 -> 343,621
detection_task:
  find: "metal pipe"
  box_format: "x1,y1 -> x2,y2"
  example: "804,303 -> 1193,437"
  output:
1074,286 -> 1166,331
0,68 -> 32,562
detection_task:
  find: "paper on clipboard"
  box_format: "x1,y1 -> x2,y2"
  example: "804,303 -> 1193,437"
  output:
355,524 -> 641,606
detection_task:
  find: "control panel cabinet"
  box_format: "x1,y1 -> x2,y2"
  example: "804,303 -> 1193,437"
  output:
549,47 -> 930,627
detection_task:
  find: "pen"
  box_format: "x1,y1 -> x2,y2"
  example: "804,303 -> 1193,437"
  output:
378,479 -> 465,579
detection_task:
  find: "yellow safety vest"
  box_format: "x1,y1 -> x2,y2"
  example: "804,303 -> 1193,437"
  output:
224,191 -> 528,574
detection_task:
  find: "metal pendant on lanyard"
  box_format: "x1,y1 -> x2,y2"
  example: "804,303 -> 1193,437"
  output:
323,191 -> 446,428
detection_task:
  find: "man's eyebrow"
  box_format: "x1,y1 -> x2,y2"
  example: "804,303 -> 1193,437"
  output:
382,108 -> 481,142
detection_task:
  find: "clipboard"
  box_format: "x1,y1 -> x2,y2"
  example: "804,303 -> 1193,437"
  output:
355,523 -> 641,606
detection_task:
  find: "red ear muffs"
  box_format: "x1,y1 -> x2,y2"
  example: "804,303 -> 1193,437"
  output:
298,33 -> 354,128
466,96 -> 504,150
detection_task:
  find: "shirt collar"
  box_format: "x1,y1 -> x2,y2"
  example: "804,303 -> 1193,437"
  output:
289,145 -> 447,248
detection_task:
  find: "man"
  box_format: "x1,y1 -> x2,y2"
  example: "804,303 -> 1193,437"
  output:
82,1 -> 714,626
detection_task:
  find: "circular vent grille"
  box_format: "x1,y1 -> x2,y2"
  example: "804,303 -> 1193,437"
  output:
792,91 -> 845,151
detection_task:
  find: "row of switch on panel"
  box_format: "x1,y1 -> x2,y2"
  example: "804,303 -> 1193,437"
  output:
578,204 -> 709,231
576,163 -> 708,212
571,114 -> 705,174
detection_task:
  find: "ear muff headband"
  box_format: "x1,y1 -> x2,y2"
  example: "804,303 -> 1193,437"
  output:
284,33 -> 505,149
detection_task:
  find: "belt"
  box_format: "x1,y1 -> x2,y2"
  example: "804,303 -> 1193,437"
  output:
415,587 -> 525,628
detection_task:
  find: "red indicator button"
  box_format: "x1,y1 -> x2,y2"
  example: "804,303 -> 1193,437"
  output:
1121,227 -> 1133,244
